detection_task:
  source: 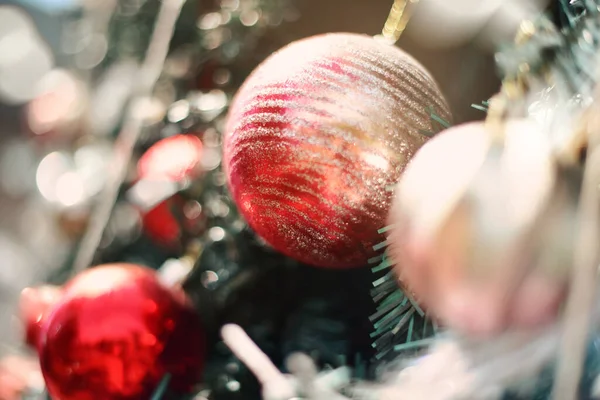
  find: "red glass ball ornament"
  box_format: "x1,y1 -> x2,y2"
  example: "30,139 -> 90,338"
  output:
38,264 -> 206,400
141,198 -> 184,248
141,196 -> 206,250
224,33 -> 451,268
138,134 -> 204,182
19,285 -> 63,349
136,135 -> 205,248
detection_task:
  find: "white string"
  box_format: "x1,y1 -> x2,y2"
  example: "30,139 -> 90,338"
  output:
221,324 -> 297,400
221,324 -> 354,400
71,0 -> 187,274
286,353 -> 353,400
552,147 -> 600,399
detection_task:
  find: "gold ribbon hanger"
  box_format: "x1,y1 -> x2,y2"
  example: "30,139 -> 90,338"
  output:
486,19 -> 543,143
379,0 -> 420,44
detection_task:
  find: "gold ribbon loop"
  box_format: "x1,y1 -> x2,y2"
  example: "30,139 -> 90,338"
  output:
381,0 -> 420,44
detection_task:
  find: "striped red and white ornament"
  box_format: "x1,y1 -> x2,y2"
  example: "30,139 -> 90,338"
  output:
223,33 -> 451,268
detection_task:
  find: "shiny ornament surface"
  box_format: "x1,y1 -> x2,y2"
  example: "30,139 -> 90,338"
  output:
142,197 -> 185,249
387,121 -> 577,337
224,33 -> 451,268
136,135 -> 205,249
138,134 -> 204,182
39,264 -> 206,400
19,285 -> 62,349
140,195 -> 207,250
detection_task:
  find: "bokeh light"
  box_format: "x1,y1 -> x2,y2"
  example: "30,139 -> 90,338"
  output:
0,6 -> 54,105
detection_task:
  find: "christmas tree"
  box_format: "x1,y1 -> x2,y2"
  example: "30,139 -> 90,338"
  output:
0,0 -> 600,399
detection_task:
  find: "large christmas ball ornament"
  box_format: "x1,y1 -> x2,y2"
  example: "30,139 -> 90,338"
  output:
387,120 -> 577,337
224,33 -> 451,268
38,264 -> 206,400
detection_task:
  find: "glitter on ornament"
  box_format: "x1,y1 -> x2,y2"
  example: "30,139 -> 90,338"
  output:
224,32 -> 451,269
38,264 -> 206,400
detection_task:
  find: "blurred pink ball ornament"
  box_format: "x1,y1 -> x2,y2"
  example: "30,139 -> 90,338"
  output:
387,120 -> 578,337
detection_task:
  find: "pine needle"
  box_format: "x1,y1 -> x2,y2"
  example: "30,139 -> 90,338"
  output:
368,108 -> 450,361
150,374 -> 171,400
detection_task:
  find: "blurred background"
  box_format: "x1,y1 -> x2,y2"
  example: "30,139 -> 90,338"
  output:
0,0 -> 507,374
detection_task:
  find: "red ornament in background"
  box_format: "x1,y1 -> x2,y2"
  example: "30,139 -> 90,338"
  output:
19,285 -> 63,349
224,33 -> 451,268
141,196 -> 186,248
38,264 -> 206,400
135,135 -> 205,248
138,134 -> 204,182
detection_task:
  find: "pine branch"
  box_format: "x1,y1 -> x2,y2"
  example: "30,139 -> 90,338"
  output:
369,111 -> 449,363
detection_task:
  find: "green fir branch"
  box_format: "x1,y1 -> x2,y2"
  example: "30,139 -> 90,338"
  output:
471,100 -> 490,113
369,109 -> 451,361
419,107 -> 451,137
368,237 -> 436,361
